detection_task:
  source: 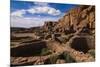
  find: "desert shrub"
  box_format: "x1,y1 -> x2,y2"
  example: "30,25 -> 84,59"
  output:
88,49 -> 95,58
59,52 -> 76,63
41,48 -> 52,56
44,54 -> 58,64
44,52 -> 76,64
49,55 -> 58,64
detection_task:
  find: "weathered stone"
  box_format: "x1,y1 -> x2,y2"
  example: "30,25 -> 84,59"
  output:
43,5 -> 95,34
69,35 -> 95,53
11,41 -> 47,57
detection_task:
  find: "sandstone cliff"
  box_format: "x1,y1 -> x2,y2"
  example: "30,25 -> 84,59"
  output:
44,5 -> 95,34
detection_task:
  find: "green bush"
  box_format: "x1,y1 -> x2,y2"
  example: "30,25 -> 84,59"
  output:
41,48 -> 52,56
49,55 -> 58,64
59,52 -> 76,63
88,49 -> 95,58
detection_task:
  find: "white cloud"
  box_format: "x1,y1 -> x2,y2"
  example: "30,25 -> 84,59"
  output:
48,8 -> 61,16
27,6 -> 61,16
11,6 -> 61,17
10,2 -> 62,28
11,16 -> 59,28
11,9 -> 26,17
11,2 -> 61,17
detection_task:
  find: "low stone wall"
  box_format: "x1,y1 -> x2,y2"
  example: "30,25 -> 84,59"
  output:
11,41 -> 47,57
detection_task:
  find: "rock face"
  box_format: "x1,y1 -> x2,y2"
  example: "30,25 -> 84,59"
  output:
43,5 -> 95,34
43,21 -> 57,33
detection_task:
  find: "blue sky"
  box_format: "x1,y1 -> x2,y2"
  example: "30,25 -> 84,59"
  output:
11,0 -> 77,28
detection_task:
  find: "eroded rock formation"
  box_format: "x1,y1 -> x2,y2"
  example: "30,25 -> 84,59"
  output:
43,5 -> 95,34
